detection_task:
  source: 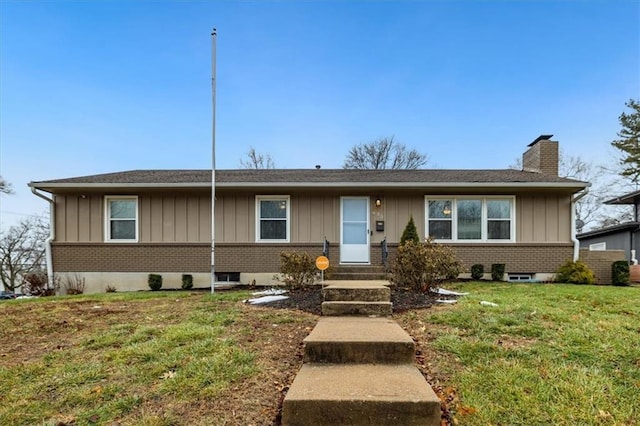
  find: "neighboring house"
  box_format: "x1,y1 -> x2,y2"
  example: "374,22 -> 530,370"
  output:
30,135 -> 588,293
578,190 -> 640,262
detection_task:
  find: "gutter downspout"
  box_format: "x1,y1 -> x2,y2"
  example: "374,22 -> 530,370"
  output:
572,185 -> 590,261
30,186 -> 55,290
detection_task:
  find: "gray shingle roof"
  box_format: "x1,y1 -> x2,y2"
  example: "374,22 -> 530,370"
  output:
577,222 -> 640,239
604,189 -> 640,205
30,168 -> 586,187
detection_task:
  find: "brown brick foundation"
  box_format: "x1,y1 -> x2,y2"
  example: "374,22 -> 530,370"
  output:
52,242 -> 575,276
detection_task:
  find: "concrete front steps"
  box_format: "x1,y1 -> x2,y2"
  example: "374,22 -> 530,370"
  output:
283,363 -> 440,425
303,317 -> 415,364
282,285 -> 441,426
329,265 -> 388,281
321,282 -> 392,316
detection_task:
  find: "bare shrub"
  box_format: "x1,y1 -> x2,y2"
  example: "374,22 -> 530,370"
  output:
23,272 -> 57,296
391,238 -> 462,292
278,251 -> 316,290
62,273 -> 86,295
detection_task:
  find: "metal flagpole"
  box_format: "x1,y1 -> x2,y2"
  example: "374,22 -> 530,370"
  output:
211,28 -> 217,294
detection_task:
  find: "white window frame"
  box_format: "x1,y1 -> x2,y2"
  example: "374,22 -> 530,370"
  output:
255,195 -> 290,243
104,195 -> 139,243
589,242 -> 606,251
425,196 -> 516,243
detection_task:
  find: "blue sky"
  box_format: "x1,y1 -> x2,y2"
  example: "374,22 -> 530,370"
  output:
1,0 -> 638,228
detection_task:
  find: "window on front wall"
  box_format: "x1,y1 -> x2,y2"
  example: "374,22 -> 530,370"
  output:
105,196 -> 138,242
256,196 -> 290,242
425,196 -> 514,242
487,199 -> 512,240
427,199 -> 452,239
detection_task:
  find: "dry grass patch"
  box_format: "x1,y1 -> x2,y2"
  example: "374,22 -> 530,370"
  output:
0,291 -> 318,425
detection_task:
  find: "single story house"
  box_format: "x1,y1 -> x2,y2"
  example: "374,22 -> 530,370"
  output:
30,135 -> 589,293
578,190 -> 640,262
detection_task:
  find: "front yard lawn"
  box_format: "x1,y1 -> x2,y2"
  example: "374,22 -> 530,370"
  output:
0,291 -> 317,425
397,282 -> 640,425
0,283 -> 638,425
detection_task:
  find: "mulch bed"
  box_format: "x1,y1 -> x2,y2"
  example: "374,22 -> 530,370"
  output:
261,285 -> 455,315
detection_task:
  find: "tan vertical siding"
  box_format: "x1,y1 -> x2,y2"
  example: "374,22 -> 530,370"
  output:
292,195 -> 311,242
238,195 -> 252,242
533,197 -> 546,242
162,197 -> 175,241
175,196 -> 187,242
218,195 -> 230,241
378,195 -> 424,243
66,196 -> 78,242
187,197 -> 200,241
309,197 -> 325,241
200,196 -> 212,242
55,196 -> 66,241
51,191 -> 573,245
77,196 -> 91,241
516,194 -> 571,243
149,197 -> 163,242
291,195 -> 338,243
139,196 -> 151,242
90,195 -> 102,241
216,195 -> 251,243
545,196 -> 559,242
325,196 -> 338,242
557,195 -> 571,240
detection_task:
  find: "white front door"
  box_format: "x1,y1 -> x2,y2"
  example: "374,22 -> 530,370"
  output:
340,197 -> 370,264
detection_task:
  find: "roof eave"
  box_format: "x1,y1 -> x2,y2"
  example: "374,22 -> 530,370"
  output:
577,222 -> 640,239
29,181 -> 589,192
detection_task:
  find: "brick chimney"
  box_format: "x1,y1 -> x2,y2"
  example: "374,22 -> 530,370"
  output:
522,134 -> 559,175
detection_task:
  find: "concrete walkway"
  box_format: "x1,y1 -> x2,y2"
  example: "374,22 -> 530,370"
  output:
282,282 -> 441,425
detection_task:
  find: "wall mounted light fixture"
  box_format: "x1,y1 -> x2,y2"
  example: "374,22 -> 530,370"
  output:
375,197 -> 382,208
443,206 -> 451,215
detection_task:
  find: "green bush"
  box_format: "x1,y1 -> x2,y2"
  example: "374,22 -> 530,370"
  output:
390,240 -> 428,291
611,261 -> 630,286
279,251 -> 316,290
400,216 -> 420,245
390,238 -> 461,292
491,264 -> 505,281
470,264 -> 484,280
181,274 -> 194,290
148,274 -> 163,291
555,260 -> 596,285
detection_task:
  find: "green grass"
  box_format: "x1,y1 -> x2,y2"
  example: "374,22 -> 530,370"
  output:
4,284 -> 639,425
0,290 -> 262,425
417,282 -> 640,425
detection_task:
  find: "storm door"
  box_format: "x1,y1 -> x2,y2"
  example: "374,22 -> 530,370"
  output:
340,197 -> 370,263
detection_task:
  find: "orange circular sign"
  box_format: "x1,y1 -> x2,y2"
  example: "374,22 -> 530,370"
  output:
315,256 -> 330,271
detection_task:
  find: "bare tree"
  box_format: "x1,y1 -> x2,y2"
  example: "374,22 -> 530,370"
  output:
343,136 -> 428,169
0,176 -> 13,195
0,216 -> 48,292
239,147 -> 275,169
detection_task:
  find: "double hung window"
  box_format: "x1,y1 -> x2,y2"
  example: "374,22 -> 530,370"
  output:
105,196 -> 138,242
256,196 -> 290,242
